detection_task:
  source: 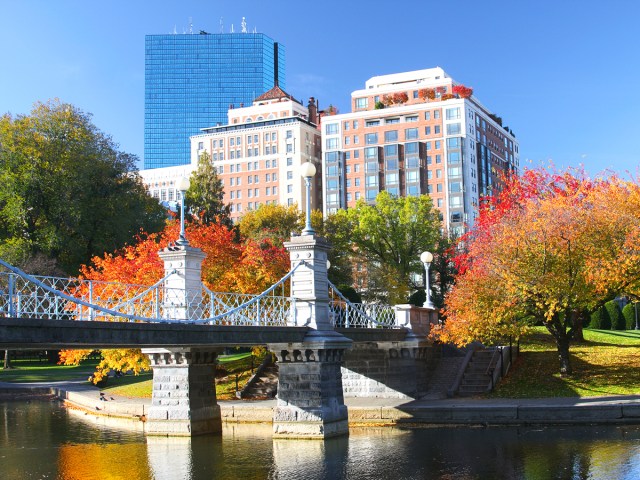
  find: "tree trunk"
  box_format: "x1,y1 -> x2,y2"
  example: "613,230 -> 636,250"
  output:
571,310 -> 584,342
556,338 -> 572,375
3,350 -> 11,369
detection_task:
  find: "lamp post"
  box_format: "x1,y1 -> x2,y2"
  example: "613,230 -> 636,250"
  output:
420,251 -> 434,309
300,162 -> 317,236
176,176 -> 190,245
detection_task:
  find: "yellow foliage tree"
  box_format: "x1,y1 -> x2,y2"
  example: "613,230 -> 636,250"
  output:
434,169 -> 640,374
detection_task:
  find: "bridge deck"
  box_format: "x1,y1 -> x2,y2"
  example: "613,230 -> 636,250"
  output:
0,317 -> 309,349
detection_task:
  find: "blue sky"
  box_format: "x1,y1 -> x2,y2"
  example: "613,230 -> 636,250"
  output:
1,0 -> 638,176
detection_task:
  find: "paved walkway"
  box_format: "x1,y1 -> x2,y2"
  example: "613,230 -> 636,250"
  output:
3,380 -> 640,426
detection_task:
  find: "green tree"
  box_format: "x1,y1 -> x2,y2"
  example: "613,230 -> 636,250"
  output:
605,300 -> 625,330
622,302 -> 638,330
0,99 -> 164,274
589,306 -> 611,330
185,151 -> 231,226
331,192 -> 441,304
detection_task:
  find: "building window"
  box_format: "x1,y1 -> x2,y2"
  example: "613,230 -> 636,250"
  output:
355,98 -> 368,109
287,184 -> 293,193
365,120 -> 380,127
425,111 -> 431,120
385,118 -> 399,124
353,120 -> 359,129
384,145 -> 398,157
437,183 -> 443,193
405,128 -> 418,140
325,123 -> 339,135
355,191 -> 361,200
344,121 -> 350,131
365,133 -> 378,145
286,130 -> 293,139
287,171 -> 293,180
435,125 -> 441,134
384,130 -> 398,143
447,123 -> 461,135
286,144 -> 293,153
326,138 -> 338,149
385,173 -> 398,184
355,178 -> 361,186
434,110 -> 441,119
407,171 -> 419,183
287,157 -> 293,166
446,107 -> 461,120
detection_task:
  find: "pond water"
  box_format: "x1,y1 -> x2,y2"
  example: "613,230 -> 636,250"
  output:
2,399 -> 640,479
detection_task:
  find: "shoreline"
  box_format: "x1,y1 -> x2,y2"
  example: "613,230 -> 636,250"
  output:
4,382 -> 640,428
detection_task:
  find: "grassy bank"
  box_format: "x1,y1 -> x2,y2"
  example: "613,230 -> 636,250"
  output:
0,359 -> 99,382
0,352 -> 259,401
491,327 -> 640,398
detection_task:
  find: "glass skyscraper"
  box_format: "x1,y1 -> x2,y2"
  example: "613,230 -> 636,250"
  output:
144,33 -> 285,169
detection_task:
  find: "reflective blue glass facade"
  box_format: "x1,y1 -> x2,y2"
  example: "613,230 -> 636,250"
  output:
144,33 -> 286,169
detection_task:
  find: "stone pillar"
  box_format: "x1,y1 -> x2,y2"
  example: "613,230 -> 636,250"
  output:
283,235 -> 332,330
395,304 -> 437,338
143,348 -> 222,436
271,234 -> 352,438
158,244 -> 206,321
269,342 -> 350,438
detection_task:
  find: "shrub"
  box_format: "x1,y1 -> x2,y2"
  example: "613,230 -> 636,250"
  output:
606,300 -> 625,330
589,306 -> 611,330
623,303 -> 639,330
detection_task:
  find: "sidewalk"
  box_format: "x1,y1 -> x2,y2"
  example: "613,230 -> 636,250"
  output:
4,380 -> 640,426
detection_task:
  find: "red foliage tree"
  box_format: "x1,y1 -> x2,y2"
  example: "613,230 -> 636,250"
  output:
452,85 -> 474,98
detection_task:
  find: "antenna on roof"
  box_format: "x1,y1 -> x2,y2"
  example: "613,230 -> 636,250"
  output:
253,27 -> 257,33
189,17 -> 193,34
219,17 -> 224,33
173,25 -> 177,34
241,17 -> 247,33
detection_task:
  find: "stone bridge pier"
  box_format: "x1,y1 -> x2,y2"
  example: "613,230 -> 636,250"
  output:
143,347 -> 222,436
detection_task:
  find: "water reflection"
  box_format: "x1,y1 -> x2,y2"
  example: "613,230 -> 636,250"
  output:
3,400 -> 640,479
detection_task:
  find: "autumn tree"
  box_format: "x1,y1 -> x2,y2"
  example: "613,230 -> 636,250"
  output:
435,169 -> 640,374
331,192 -> 441,304
0,99 -> 165,274
238,203 -> 302,245
238,204 -> 352,287
59,220 -> 290,382
185,151 -> 231,226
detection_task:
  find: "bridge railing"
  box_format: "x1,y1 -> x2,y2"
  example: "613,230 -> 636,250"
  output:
328,281 -> 398,328
0,259 -> 299,326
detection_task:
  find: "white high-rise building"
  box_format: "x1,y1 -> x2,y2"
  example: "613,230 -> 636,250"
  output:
320,67 -> 520,234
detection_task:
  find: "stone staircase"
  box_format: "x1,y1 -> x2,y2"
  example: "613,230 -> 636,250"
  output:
237,357 -> 279,399
456,348 -> 500,397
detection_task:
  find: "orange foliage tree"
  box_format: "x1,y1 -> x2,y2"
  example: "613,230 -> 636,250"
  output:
433,168 -> 640,374
59,221 -> 290,382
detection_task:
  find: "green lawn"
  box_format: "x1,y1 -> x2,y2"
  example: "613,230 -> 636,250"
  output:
1,352 -> 259,401
0,359 -> 99,382
491,327 -> 640,398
